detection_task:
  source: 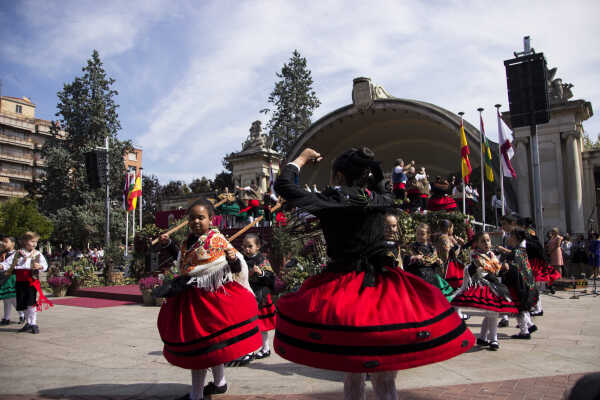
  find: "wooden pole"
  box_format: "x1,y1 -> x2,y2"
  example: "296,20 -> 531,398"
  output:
228,202 -> 282,242
149,197 -> 245,246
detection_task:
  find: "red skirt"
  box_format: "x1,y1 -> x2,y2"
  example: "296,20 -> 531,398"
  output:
451,285 -> 519,314
529,258 -> 560,283
427,196 -> 457,212
158,281 -> 262,369
393,183 -> 406,190
274,267 -> 475,372
258,293 -> 276,331
445,260 -> 465,290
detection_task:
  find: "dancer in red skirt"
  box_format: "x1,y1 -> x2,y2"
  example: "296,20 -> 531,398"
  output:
274,147 -> 475,400
427,178 -> 457,212
242,233 -> 276,359
451,232 -> 518,351
155,198 -> 261,400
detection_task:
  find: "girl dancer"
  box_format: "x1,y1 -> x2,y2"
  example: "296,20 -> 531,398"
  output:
0,236 -> 24,325
501,229 -> 539,339
0,232 -> 52,334
242,233 -> 276,358
451,232 -> 518,350
404,224 -> 455,301
274,147 -> 474,400
155,199 -> 261,400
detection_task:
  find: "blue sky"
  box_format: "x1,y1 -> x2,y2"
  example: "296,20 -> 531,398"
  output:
1,0 -> 598,184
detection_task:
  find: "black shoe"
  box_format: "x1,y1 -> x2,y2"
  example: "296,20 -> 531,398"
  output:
498,319 -> 509,328
488,341 -> 500,351
254,349 -> 271,359
531,310 -> 543,317
0,319 -> 10,325
18,323 -> 31,332
528,325 -> 538,334
30,325 -> 39,334
511,333 -> 531,339
173,394 -> 190,400
203,382 -> 227,396
225,354 -> 253,367
19,316 -> 25,324
476,338 -> 489,346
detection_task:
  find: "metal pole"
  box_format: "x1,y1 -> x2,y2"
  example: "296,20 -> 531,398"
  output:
139,168 -> 143,230
478,108 -> 486,231
125,208 -> 129,257
105,136 -> 110,248
527,61 -> 544,238
458,111 -> 466,215
495,104 -> 505,217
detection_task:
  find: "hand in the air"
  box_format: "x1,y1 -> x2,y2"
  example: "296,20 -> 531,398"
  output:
224,248 -> 236,261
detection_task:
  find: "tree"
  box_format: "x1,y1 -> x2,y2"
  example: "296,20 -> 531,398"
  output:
161,180 -> 186,197
261,50 -> 321,156
141,174 -> 162,226
34,50 -> 132,247
213,171 -> 233,191
0,199 -> 53,240
190,177 -> 212,193
583,132 -> 600,150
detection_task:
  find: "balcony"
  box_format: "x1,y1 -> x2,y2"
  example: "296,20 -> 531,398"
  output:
0,114 -> 35,132
0,153 -> 34,166
0,133 -> 34,149
0,187 -> 28,198
0,169 -> 33,181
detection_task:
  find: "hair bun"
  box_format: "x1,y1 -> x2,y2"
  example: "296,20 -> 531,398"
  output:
358,147 -> 374,160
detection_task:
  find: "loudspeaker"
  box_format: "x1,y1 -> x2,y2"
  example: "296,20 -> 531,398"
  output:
504,53 -> 550,128
84,151 -> 101,189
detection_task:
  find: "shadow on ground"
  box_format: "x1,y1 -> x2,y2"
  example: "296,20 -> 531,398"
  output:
244,361 -> 344,382
38,383 -> 189,399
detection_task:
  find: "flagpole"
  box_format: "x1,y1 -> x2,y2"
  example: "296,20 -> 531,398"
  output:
139,168 -> 143,230
459,111 -> 466,215
125,211 -> 129,257
478,107 -> 486,231
495,104 -> 505,217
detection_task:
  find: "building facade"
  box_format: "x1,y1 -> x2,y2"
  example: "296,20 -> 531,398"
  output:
124,147 -> 143,176
0,96 -> 62,201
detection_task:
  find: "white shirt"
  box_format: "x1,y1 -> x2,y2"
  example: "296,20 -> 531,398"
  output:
1,249 -> 48,271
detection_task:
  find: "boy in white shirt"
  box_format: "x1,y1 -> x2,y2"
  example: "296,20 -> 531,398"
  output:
1,232 -> 52,334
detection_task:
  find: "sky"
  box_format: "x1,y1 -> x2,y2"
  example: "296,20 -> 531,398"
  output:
1,0 -> 599,184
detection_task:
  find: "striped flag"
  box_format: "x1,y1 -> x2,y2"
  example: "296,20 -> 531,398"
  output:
480,115 -> 494,182
127,171 -> 142,211
497,109 -> 517,178
459,120 -> 472,184
122,173 -> 130,210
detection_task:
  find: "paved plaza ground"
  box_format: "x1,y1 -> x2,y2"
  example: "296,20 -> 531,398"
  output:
0,288 -> 599,399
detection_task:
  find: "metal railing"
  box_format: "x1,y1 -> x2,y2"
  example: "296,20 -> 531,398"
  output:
0,153 -> 34,165
0,133 -> 34,148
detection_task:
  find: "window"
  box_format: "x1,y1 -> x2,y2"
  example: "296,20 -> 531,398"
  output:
127,166 -> 137,175
15,105 -> 22,114
128,152 -> 137,161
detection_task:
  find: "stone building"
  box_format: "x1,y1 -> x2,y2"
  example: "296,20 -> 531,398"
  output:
124,147 -> 143,176
226,121 -> 282,193
0,96 -> 64,201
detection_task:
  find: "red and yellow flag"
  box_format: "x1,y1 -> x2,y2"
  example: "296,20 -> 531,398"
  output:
460,121 -> 472,183
127,172 -> 142,211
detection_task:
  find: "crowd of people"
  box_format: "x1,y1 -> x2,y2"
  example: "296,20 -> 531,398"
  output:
3,146 -> 600,400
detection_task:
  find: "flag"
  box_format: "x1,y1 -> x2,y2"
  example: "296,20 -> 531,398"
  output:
127,171 -> 142,211
480,115 -> 494,182
269,165 -> 277,197
122,173 -> 130,210
459,120 -> 472,184
497,109 -> 517,178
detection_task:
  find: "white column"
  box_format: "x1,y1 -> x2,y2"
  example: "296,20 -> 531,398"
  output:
562,132 -> 585,234
513,138 -> 531,217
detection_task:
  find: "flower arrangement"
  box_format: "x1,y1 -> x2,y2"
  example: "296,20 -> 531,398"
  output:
138,276 -> 162,291
47,276 -> 72,288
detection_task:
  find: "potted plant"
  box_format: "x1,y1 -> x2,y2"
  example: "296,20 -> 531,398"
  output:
138,276 -> 162,306
47,276 -> 72,297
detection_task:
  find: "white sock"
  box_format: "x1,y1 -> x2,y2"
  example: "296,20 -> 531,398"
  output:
26,306 -> 37,325
501,314 -> 508,322
525,312 -> 534,328
487,312 -> 498,342
371,371 -> 398,400
190,369 -> 207,400
19,311 -> 24,319
517,312 -> 529,335
261,331 -> 270,352
344,373 -> 366,400
3,298 -> 15,320
480,317 -> 490,341
211,364 -> 226,387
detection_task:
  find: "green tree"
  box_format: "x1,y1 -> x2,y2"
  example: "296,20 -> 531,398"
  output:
261,50 -> 321,156
33,50 -> 132,249
213,171 -> 233,191
161,180 -> 186,197
0,199 -> 53,240
583,132 -> 600,150
141,174 -> 162,226
190,177 -> 212,193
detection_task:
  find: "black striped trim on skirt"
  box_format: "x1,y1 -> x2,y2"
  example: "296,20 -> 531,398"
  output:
161,315 -> 258,347
165,327 -> 259,357
259,302 -> 274,309
275,323 -> 467,356
277,307 -> 456,332
259,312 -> 276,320
452,295 -> 515,309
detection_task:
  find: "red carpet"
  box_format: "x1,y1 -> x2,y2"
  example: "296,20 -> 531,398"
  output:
71,285 -> 143,303
51,297 -> 137,308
